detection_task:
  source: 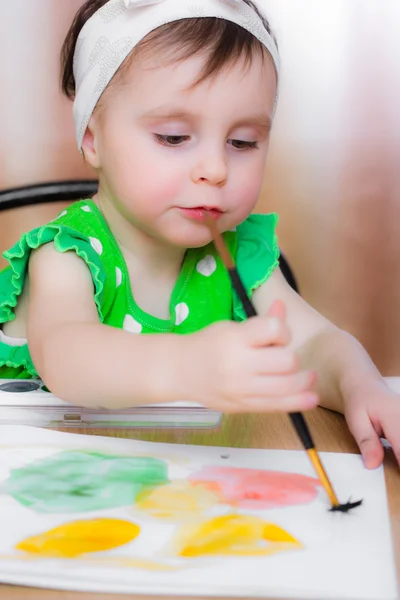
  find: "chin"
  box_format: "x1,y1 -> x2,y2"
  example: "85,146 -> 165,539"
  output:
164,228 -> 213,249
170,235 -> 213,249
156,217 -> 214,248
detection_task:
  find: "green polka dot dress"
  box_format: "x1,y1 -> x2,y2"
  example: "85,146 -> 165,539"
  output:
0,199 -> 280,379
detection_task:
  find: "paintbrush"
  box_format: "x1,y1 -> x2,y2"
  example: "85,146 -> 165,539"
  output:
204,214 -> 362,512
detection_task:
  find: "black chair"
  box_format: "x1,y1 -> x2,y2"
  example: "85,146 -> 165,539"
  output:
0,180 -> 299,293
0,180 -> 99,211
279,251 -> 299,293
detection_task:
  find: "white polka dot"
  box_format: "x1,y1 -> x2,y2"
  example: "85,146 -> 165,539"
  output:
116,267 -> 122,288
196,255 -> 217,277
229,227 -> 237,232
175,303 -> 189,326
58,210 -> 67,218
89,237 -> 103,255
123,315 -> 142,334
81,205 -> 92,212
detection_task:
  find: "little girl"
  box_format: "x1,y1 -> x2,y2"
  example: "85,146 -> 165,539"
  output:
0,0 -> 399,469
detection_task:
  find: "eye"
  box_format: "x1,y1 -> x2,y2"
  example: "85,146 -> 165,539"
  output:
154,134 -> 190,146
229,139 -> 259,150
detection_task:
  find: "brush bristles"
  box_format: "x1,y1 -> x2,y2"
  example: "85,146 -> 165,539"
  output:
329,499 -> 363,513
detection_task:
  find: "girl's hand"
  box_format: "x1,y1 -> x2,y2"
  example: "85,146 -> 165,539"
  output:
344,380 -> 400,468
183,301 -> 318,413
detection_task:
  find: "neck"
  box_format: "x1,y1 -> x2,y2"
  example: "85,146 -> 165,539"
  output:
94,191 -> 186,280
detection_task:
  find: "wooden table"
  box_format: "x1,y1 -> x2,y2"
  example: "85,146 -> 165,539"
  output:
0,406 -> 399,600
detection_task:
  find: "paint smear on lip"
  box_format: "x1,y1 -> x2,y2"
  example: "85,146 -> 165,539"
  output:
16,518 -> 140,558
179,208 -> 222,221
175,514 -> 302,558
188,466 -> 320,509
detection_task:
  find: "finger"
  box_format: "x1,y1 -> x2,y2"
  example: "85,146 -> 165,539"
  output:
267,299 -> 287,320
242,316 -> 291,347
251,347 -> 300,374
379,425 -> 400,468
346,410 -> 384,469
209,392 -> 318,414
241,392 -> 318,413
244,370 -> 317,398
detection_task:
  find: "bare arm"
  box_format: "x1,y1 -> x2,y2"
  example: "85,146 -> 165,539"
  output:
27,244 -> 185,408
25,245 -> 319,415
253,268 -> 383,413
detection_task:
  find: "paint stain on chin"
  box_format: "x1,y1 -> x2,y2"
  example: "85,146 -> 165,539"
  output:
16,518 -> 140,558
188,466 -> 320,509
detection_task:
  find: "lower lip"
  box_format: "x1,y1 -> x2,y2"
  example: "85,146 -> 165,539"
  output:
179,208 -> 223,222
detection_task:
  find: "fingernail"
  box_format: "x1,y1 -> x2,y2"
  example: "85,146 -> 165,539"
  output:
362,456 -> 374,469
269,318 -> 280,333
362,454 -> 381,470
303,393 -> 318,407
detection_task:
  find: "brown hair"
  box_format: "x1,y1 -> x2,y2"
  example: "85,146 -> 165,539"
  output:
61,0 -> 278,100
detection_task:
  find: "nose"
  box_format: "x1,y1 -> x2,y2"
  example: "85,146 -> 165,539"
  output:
190,146 -> 228,187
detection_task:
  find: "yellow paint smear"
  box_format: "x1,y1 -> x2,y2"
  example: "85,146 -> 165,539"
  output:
0,553 -> 179,572
177,514 -> 302,558
96,557 -> 178,571
136,481 -> 219,519
16,518 -> 140,558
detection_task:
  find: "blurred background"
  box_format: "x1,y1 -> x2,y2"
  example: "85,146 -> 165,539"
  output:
0,0 -> 399,373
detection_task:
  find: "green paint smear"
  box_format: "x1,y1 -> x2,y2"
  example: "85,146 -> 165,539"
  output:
5,450 -> 168,513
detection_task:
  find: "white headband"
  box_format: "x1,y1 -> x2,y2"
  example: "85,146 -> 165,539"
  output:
73,0 -> 280,151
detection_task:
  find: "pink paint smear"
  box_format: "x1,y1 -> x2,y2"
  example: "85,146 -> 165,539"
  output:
189,466 -> 320,509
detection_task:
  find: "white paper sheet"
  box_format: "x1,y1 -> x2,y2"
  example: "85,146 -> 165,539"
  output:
0,425 -> 397,599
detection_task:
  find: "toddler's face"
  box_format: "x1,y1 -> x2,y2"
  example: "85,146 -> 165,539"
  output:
84,47 -> 277,248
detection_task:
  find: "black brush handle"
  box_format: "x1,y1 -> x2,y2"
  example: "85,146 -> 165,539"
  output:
228,268 -> 257,317
289,412 -> 314,450
228,266 -> 316,451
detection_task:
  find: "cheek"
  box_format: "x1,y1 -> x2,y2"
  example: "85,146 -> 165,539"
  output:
131,161 -> 183,212
105,135 -> 184,208
230,159 -> 266,214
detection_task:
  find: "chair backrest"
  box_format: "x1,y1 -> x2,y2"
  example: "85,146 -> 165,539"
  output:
0,180 -> 99,270
0,180 -> 99,212
0,180 -> 299,293
279,252 -> 299,294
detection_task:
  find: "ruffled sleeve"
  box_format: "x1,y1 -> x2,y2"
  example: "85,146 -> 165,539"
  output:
0,204 -> 110,378
233,213 -> 280,321
0,222 -> 106,326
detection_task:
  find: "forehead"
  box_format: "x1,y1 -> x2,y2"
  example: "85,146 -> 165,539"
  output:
111,49 -> 278,118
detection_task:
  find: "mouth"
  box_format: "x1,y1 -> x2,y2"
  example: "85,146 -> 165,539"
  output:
178,207 -> 223,222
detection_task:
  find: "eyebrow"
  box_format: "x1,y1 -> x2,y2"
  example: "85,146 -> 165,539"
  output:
140,108 -> 272,131
233,115 -> 272,132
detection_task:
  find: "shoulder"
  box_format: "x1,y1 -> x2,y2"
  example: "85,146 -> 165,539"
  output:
232,213 -> 280,321
25,199 -> 115,321
29,242 -> 94,292
236,213 -> 279,247
235,212 -> 280,283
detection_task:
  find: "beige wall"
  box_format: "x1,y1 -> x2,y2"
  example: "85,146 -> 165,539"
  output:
0,0 -> 92,187
1,1 -> 399,373
259,1 -> 400,373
